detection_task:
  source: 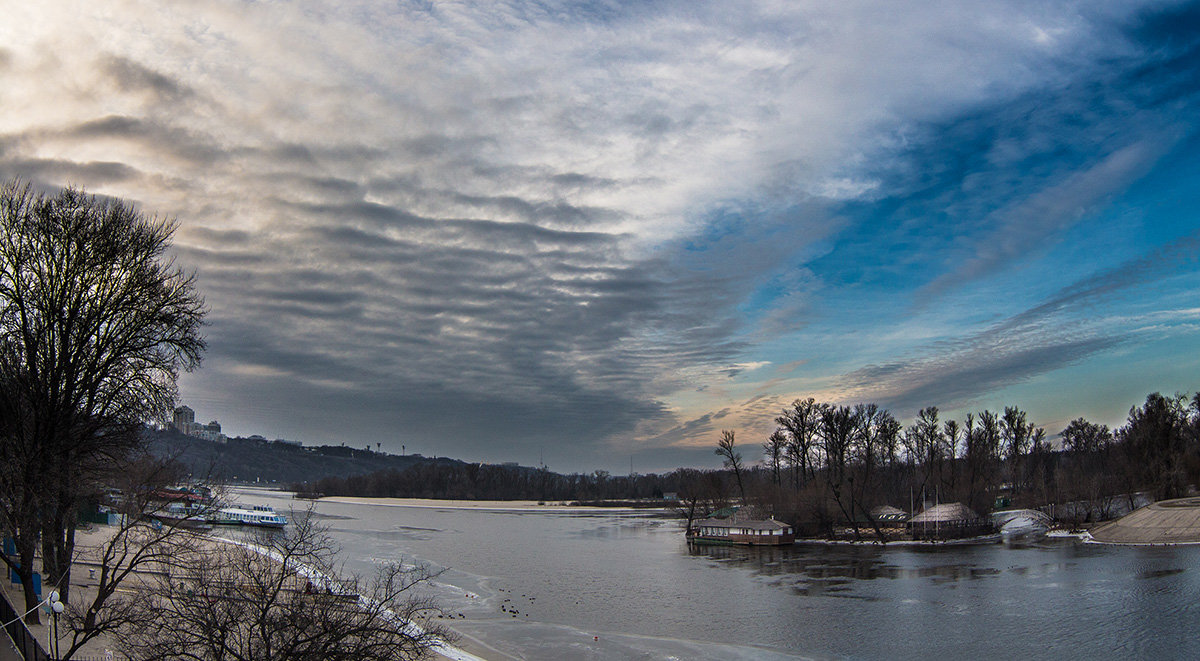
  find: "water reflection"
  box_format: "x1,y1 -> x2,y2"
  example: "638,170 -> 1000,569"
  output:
689,540 -> 1064,587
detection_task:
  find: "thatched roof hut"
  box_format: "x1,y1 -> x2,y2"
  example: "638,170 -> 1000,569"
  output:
909,502 -> 979,524
908,503 -> 991,540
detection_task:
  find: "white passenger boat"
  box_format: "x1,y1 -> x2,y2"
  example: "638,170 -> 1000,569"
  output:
211,504 -> 288,528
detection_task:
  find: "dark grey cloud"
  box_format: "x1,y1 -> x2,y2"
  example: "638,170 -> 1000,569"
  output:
163,181 -> 755,469
0,158 -> 141,185
63,115 -> 224,166
548,172 -> 618,190
436,191 -> 625,229
638,412 -> 719,449
100,55 -> 193,102
171,245 -> 272,268
182,227 -> 254,246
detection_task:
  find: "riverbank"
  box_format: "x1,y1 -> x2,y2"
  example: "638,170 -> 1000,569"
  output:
793,533 -> 1003,546
1088,496 -> 1200,545
1,516 -> 478,661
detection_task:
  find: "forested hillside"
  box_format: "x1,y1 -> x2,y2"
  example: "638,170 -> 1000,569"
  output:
145,427 -> 460,485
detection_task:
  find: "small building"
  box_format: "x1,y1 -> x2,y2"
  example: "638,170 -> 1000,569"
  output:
869,505 -> 910,526
688,510 -> 795,546
908,502 -> 992,540
864,506 -> 907,532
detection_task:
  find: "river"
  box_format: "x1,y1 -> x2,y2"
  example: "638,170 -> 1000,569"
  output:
231,488 -> 1200,660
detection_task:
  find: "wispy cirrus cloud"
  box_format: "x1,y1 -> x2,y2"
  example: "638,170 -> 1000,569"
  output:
839,229 -> 1200,415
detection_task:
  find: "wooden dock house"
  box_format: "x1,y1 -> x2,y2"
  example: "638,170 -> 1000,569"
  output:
688,512 -> 795,546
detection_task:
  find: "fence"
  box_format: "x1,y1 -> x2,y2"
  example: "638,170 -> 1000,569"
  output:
0,586 -> 48,661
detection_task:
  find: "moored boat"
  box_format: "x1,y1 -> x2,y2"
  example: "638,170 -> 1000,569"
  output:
211,504 -> 288,528
151,501 -> 215,530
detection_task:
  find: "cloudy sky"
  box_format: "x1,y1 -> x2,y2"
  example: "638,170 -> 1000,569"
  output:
3,1 -> 1200,473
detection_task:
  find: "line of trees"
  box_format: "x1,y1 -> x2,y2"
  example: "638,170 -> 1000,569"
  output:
691,392 -> 1200,538
299,460 -> 702,503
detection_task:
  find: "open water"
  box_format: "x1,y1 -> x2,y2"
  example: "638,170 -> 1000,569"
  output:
232,488 -> 1200,660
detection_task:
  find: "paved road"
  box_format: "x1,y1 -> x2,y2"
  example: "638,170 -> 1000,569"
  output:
0,635 -> 21,661
1090,496 -> 1200,543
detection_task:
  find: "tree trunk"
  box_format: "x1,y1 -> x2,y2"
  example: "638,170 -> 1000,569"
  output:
831,485 -> 859,541
12,541 -> 39,625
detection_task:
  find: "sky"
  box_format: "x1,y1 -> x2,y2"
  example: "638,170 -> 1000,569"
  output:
2,1 -> 1200,474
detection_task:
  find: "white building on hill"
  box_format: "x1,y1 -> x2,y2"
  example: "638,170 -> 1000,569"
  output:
172,405 -> 227,443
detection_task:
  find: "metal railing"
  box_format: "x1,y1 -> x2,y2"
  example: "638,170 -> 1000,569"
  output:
0,586 -> 48,661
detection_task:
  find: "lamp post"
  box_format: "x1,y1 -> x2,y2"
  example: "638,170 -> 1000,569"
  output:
45,590 -> 63,660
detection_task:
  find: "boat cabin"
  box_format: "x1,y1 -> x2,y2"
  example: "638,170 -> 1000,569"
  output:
689,516 -> 795,546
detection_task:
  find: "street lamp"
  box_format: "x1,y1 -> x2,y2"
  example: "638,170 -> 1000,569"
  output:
44,591 -> 63,660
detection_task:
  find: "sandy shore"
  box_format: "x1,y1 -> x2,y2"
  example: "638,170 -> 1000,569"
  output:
0,521 -> 484,661
1088,497 -> 1200,545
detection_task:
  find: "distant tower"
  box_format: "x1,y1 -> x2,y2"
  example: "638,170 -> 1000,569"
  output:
173,406 -> 195,432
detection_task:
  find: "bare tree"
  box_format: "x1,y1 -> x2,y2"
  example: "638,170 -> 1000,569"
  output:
777,398 -> 822,488
715,430 -> 746,504
119,514 -> 450,661
904,407 -> 943,499
850,404 -> 893,541
877,413 -> 902,467
60,455 -> 213,659
1061,418 -> 1113,454
1118,392 -> 1190,501
0,180 -> 205,615
963,410 -> 1002,512
1001,406 -> 1032,493
674,468 -> 722,534
820,405 -> 858,539
0,179 -> 204,614
763,429 -> 787,486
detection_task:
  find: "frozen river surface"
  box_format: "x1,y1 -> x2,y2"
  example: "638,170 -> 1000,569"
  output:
234,489 -> 1200,660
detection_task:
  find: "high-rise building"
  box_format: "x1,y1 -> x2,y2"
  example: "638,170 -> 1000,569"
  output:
171,405 -> 227,442
173,405 -> 195,432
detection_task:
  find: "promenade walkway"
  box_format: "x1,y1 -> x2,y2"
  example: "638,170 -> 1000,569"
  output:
0,637 -> 19,661
1090,496 -> 1200,544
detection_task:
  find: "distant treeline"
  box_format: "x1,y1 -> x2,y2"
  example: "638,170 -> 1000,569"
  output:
294,390 -> 1200,539
293,462 -> 706,502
